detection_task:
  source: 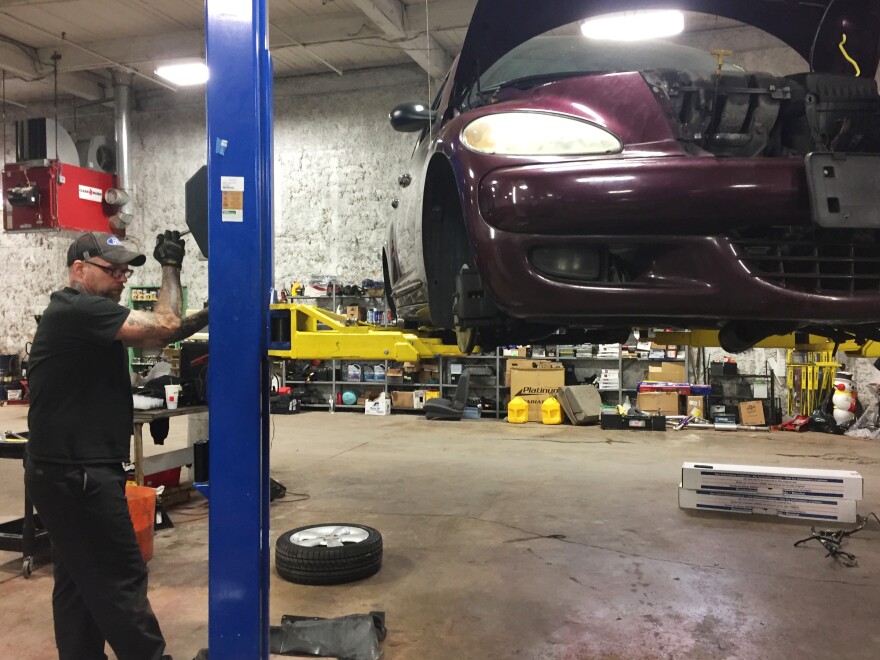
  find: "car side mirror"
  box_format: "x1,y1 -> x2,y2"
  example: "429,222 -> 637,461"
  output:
389,102 -> 435,132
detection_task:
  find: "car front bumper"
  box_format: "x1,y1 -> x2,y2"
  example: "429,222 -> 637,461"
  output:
468,156 -> 880,325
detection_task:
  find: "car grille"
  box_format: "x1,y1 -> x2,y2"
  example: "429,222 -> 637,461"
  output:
730,230 -> 880,294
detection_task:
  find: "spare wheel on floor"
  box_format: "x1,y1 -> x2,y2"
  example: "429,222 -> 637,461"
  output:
275,523 -> 383,585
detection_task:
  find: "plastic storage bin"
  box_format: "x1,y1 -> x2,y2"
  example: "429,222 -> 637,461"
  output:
508,397 -> 528,424
462,406 -> 481,420
125,484 -> 156,563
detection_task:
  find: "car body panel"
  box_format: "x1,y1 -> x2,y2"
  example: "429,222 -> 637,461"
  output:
386,1 -> 880,344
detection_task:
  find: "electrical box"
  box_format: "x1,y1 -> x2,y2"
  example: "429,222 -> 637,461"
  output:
3,160 -> 117,233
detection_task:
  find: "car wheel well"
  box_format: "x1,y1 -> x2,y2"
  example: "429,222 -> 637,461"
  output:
381,249 -> 396,317
422,156 -> 472,329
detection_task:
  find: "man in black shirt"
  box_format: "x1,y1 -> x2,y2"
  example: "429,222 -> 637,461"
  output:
25,231 -> 209,660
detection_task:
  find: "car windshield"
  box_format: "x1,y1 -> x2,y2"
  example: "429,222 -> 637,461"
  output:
467,34 -> 742,107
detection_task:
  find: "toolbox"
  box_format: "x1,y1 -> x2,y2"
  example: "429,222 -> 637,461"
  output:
600,412 -> 666,431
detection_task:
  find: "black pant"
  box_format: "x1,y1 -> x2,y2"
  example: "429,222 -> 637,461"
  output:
24,459 -> 166,660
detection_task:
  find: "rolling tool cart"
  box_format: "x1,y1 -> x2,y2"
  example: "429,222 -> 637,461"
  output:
0,432 -> 50,578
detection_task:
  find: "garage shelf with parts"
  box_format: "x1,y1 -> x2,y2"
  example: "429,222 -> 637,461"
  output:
270,315 -> 693,419
127,285 -> 187,376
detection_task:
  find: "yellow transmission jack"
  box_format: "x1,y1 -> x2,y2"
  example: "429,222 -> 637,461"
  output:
268,303 -> 469,361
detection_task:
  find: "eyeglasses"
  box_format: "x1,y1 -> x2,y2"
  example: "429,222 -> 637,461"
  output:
83,261 -> 134,279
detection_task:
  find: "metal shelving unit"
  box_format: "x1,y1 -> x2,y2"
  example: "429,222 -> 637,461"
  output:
284,349 -> 509,417
282,349 -> 689,415
127,285 -> 187,375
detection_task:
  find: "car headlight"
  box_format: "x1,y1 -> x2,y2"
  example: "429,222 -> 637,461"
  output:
461,112 -> 622,156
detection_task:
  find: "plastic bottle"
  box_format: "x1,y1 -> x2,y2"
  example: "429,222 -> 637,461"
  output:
541,397 -> 562,425
508,396 -> 528,424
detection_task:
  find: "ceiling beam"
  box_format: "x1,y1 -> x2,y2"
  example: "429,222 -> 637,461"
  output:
350,0 -> 453,78
0,40 -> 107,100
399,33 -> 454,79
0,0 -> 80,6
27,0 -> 475,74
36,30 -> 205,72
349,0 -> 406,40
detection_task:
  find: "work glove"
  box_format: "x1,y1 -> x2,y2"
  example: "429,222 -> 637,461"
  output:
154,230 -> 185,268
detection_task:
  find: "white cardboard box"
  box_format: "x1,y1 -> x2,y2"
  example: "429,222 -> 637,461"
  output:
364,396 -> 391,416
678,486 -> 857,523
682,462 -> 863,500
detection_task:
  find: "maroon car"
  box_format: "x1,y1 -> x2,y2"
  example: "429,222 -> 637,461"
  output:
385,0 -> 880,351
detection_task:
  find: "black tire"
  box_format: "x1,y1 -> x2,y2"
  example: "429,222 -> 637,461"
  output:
275,523 -> 383,585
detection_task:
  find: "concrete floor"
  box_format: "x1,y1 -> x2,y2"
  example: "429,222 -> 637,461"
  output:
2,403 -> 880,659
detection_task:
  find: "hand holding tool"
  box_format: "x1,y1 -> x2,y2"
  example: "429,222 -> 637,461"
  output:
154,230 -> 186,268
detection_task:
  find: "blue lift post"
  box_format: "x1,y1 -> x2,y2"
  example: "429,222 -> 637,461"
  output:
205,0 -> 273,657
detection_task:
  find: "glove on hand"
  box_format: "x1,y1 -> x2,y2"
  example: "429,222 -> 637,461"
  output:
154,230 -> 185,268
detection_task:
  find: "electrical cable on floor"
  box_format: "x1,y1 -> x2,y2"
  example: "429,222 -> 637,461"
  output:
793,511 -> 880,566
271,493 -> 311,504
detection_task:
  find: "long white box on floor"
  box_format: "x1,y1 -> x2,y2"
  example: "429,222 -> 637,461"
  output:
678,486 -> 858,522
682,462 -> 863,500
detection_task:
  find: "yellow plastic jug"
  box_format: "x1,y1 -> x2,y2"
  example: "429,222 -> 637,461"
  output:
541,396 -> 563,425
508,396 -> 528,424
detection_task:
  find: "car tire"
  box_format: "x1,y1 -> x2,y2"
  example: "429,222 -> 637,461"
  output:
275,523 -> 383,585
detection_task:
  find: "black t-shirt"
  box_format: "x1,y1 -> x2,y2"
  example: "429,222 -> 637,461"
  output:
27,287 -> 133,463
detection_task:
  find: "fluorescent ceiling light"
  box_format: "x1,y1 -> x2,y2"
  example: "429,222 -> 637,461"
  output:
155,62 -> 209,86
581,10 -> 685,41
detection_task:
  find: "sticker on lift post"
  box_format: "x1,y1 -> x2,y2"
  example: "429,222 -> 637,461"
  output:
220,176 -> 244,222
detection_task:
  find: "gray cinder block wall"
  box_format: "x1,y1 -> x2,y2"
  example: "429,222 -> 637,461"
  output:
0,64 -> 426,356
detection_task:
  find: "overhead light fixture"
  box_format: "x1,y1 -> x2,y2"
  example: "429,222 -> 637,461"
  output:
155,62 -> 209,86
581,10 -> 685,41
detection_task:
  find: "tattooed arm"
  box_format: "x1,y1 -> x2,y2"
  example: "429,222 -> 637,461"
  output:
116,265 -> 208,348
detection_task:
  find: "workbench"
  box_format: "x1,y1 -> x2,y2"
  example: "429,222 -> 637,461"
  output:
132,405 -> 209,486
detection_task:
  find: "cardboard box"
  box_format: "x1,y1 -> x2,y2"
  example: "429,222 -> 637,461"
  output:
391,391 -> 414,408
391,390 -> 428,410
364,395 -> 391,416
738,400 -> 765,425
647,362 -> 686,383
637,391 -> 680,415
685,395 -> 705,416
346,304 -> 366,322
386,367 -> 403,385
508,362 -> 565,421
419,363 -> 440,384
505,359 -> 560,387
678,486 -> 857,523
681,462 -> 863,499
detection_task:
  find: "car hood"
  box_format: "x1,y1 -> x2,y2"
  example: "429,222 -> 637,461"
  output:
453,0 -> 880,104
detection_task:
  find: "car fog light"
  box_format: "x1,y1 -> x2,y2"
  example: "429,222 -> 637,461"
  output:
531,247 -> 601,280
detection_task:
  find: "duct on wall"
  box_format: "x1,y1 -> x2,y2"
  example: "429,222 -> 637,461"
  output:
77,135 -> 116,174
15,118 -> 79,166
111,75 -> 134,228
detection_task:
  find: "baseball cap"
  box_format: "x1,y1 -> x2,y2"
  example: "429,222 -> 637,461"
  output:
67,232 -> 146,267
